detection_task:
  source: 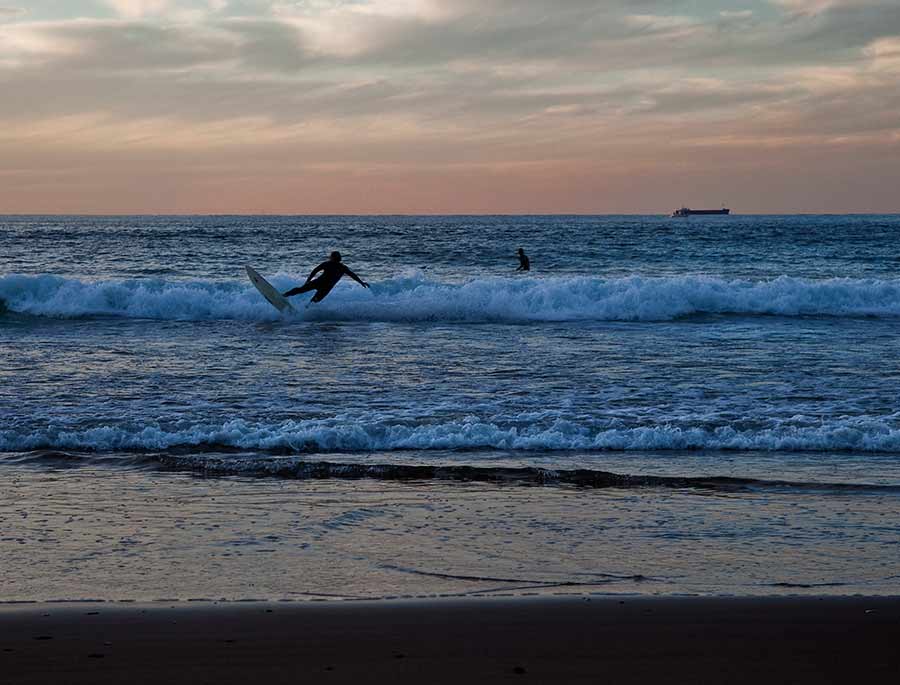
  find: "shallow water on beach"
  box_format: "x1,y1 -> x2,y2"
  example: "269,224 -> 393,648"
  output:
2,215 -> 900,599
3,467 -> 899,601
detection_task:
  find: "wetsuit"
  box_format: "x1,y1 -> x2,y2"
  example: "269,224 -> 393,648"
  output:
283,261 -> 363,303
517,253 -> 530,271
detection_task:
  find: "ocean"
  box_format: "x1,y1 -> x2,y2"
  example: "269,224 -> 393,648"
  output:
2,214 -> 900,601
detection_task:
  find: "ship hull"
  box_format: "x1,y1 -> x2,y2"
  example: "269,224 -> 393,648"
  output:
672,208 -> 730,217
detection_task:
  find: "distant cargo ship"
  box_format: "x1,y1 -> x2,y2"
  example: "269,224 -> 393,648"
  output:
672,207 -> 731,217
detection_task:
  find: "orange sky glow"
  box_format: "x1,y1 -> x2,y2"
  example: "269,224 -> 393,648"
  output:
1,1 -> 899,214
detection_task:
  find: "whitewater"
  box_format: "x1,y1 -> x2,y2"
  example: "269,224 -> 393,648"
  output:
4,272 -> 900,322
5,414 -> 900,455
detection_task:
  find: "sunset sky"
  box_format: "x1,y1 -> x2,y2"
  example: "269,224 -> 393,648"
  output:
1,1 -> 899,214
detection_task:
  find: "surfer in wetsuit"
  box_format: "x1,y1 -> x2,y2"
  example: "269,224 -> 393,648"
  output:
283,251 -> 369,303
516,248 -> 530,272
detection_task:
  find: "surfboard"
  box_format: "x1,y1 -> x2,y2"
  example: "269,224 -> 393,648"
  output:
245,266 -> 295,314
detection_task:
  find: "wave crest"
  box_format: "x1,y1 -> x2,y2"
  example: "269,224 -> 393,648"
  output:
3,416 -> 900,454
3,272 -> 900,322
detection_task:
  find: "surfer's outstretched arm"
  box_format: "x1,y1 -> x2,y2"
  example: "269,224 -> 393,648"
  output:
343,266 -> 370,288
283,262 -> 328,297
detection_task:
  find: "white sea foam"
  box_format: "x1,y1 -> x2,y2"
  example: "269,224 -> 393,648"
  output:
3,416 -> 900,453
3,273 -> 900,322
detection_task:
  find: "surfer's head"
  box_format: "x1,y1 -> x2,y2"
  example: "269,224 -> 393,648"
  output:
329,251 -> 342,262
517,248 -> 525,255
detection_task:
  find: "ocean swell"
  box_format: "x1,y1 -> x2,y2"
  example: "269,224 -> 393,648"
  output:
3,272 -> 900,322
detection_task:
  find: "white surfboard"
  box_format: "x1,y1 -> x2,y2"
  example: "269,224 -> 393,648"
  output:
245,266 -> 296,314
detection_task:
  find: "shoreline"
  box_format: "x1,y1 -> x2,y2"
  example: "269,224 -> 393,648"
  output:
3,596 -> 898,684
3,587 -> 900,604
5,467 -> 899,600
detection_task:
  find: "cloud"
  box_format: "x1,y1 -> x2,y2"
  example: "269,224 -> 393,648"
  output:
0,6 -> 25,17
102,1 -> 172,20
864,35 -> 900,67
720,10 -> 753,18
771,0 -> 889,16
0,18 -> 239,71
0,0 -> 898,212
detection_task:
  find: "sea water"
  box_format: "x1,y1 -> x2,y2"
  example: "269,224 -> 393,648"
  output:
2,215 -> 899,600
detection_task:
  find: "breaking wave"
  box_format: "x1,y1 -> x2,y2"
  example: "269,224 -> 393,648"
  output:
3,272 -> 900,322
3,416 -> 900,454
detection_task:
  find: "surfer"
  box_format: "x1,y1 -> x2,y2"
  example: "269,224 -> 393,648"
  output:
283,251 -> 369,303
516,248 -> 530,272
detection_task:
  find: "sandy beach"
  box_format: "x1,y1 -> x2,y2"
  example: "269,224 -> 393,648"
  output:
2,597 -> 898,684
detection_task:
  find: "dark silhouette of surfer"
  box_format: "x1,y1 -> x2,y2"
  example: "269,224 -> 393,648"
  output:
283,251 -> 369,303
516,248 -> 530,272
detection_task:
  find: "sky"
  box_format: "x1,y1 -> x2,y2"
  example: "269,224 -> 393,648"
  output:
1,0 -> 899,214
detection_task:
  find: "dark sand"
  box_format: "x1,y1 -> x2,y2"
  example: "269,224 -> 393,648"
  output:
2,597 -> 898,684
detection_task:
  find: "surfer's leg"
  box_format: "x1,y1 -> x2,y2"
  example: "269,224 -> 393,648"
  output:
308,280 -> 338,303
283,282 -> 317,297
310,281 -> 342,303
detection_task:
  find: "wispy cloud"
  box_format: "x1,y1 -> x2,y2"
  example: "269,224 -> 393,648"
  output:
770,0 -> 885,16
0,0 -> 898,212
102,0 -> 172,19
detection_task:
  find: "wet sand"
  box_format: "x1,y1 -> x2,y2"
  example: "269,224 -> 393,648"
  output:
2,597 -> 898,684
6,468 -> 900,600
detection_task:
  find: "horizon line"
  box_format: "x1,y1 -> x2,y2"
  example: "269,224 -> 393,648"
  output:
3,212 -> 900,218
